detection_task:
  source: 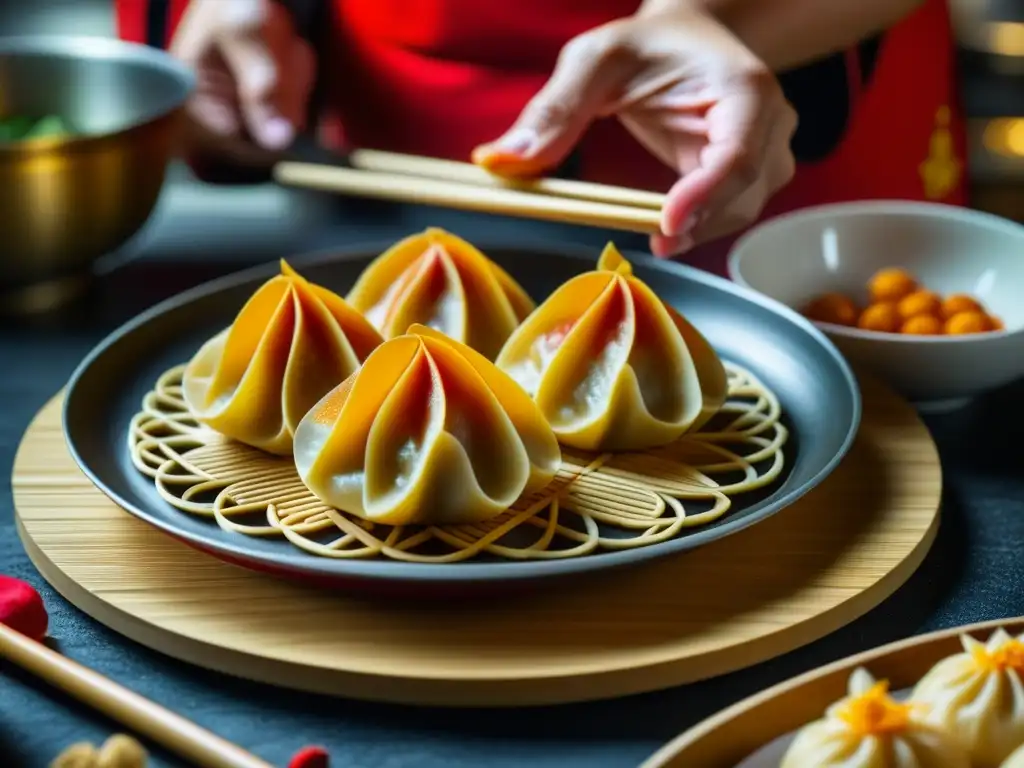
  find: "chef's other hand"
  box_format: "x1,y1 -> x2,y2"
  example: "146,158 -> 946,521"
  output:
170,0 -> 315,165
473,6 -> 797,258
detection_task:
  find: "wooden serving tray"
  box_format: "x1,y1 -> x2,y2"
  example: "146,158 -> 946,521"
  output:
643,617 -> 1024,767
12,371 -> 942,707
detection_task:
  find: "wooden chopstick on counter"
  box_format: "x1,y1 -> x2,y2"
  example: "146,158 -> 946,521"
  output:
274,149 -> 667,235
0,622 -> 274,768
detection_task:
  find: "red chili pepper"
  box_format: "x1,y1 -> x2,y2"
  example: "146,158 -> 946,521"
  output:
0,574 -> 48,641
289,745 -> 330,768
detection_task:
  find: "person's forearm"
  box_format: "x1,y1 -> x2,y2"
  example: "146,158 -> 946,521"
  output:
641,0 -> 926,71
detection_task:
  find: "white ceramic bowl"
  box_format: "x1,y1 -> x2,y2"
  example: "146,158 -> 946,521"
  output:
728,201 -> 1024,409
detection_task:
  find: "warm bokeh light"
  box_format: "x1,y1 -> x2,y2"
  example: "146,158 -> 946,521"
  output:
988,21 -> 1024,57
982,118 -> 1024,158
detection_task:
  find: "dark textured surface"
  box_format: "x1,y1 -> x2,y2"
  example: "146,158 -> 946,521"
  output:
3,200 -> 1024,768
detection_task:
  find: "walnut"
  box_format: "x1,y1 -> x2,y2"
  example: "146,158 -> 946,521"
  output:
50,734 -> 147,768
97,734 -> 147,768
50,743 -> 99,768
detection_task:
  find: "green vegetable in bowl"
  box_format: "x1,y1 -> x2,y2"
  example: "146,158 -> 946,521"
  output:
0,114 -> 74,142
24,115 -> 71,139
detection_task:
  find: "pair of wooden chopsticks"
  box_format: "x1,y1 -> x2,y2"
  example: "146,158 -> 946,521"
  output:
0,622 -> 276,768
274,148 -> 667,234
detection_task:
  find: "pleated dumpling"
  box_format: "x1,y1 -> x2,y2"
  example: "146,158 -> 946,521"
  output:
911,629 -> 1024,767
495,243 -> 728,452
346,227 -> 535,359
183,260 -> 383,455
781,668 -> 970,768
294,324 -> 561,526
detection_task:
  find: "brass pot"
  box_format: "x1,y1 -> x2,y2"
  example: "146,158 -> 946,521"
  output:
0,35 -> 194,313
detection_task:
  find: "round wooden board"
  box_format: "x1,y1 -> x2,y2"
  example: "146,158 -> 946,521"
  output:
13,373 -> 942,707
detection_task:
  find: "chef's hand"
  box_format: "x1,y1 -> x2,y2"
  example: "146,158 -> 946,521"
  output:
170,0 -> 315,166
472,6 -> 798,258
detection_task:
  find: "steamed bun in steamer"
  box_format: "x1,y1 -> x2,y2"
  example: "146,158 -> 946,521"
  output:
911,629 -> 1024,767
781,668 -> 970,768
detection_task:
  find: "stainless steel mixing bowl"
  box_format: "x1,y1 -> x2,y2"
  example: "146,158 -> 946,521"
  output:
0,35 -> 194,313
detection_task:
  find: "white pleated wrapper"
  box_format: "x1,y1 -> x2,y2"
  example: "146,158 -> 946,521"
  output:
781,668 -> 971,768
912,629 -> 1024,767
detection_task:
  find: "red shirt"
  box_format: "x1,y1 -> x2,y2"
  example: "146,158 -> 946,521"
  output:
117,0 -> 968,268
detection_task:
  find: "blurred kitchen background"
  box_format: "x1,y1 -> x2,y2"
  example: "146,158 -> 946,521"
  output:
0,0 -> 356,270
953,0 -> 1024,220
0,0 -> 1021,268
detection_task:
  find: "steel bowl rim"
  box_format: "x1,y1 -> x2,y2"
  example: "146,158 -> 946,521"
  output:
62,239 -> 862,584
0,34 -> 195,153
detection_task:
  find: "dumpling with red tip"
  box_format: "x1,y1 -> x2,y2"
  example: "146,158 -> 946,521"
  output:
183,260 -> 383,455
294,324 -> 561,526
346,227 -> 535,360
495,243 -> 727,452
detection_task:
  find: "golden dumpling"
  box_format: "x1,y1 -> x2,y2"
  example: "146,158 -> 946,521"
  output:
911,629 -> 1024,767
183,260 -> 383,455
782,668 -> 971,768
495,244 -> 727,452
294,324 -> 561,526
346,227 -> 534,359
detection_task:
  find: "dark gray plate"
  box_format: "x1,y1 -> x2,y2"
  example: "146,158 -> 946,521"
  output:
63,242 -> 861,594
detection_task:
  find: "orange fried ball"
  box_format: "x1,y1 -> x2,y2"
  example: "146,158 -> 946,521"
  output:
991,315 -> 1005,331
896,290 -> 942,321
868,268 -> 917,303
940,294 -> 984,319
803,293 -> 858,326
901,315 -> 944,335
857,302 -> 901,333
945,310 -> 993,335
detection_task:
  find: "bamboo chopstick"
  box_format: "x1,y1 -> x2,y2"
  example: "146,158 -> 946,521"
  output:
347,148 -> 667,210
0,623 -> 273,768
274,161 -> 664,234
